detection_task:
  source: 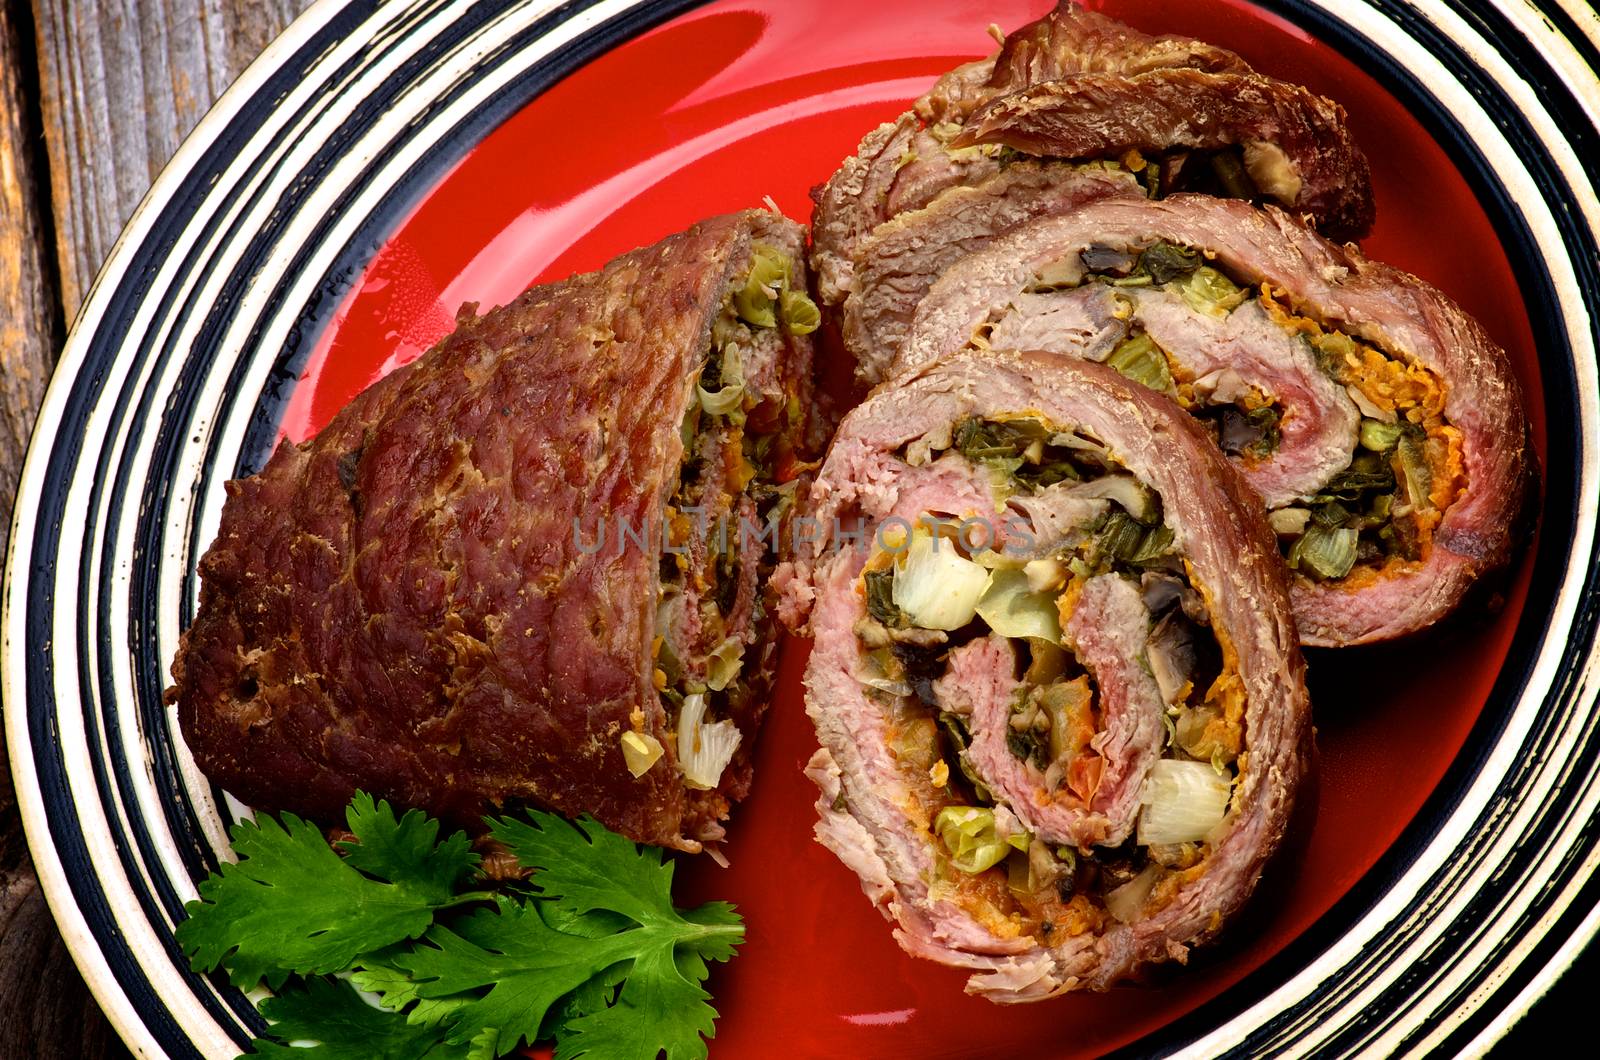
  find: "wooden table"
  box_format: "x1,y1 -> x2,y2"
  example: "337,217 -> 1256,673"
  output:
1,3 -> 313,1055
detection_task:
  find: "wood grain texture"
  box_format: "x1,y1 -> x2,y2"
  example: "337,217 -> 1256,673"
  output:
32,0 -> 315,320
0,877 -> 130,1060
1,0 -> 56,510
3,3 -> 121,1055
6,2 -> 312,1055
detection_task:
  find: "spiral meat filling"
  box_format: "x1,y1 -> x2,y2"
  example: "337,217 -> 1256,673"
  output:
897,196 -> 1530,645
782,353 -> 1311,997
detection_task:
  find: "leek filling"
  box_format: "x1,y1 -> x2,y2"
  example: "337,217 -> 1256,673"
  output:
1024,240 -> 1462,584
852,416 -> 1242,939
652,248 -> 812,789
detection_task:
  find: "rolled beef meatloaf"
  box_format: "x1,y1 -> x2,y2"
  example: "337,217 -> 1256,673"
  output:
896,195 -> 1532,646
169,209 -> 820,851
813,1 -> 1374,383
776,352 -> 1312,997
842,163 -> 1144,386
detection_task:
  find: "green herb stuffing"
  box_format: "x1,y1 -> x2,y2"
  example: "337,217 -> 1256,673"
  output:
952,416 -> 1046,463
179,794 -> 743,1060
1139,241 -> 1201,285
864,568 -> 906,627
733,245 -> 819,336
1105,333 -> 1176,395
1006,728 -> 1049,770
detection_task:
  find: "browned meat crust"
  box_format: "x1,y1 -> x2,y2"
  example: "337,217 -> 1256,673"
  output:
896,195 -> 1532,645
811,1 -> 1373,331
781,353 -> 1312,995
964,1 -> 1250,112
169,210 -> 814,850
953,70 -> 1374,241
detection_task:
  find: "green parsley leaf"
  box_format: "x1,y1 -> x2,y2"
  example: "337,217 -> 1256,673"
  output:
396,895 -> 636,1049
678,901 -> 745,963
347,958 -> 420,1009
177,794 -> 482,989
494,811 -> 744,999
357,941 -> 618,1048
338,792 -> 478,896
246,976 -> 466,1059
393,812 -> 745,1057
488,811 -> 682,927
553,946 -> 715,1060
351,952 -> 480,1029
192,798 -> 744,1060
463,1026 -> 500,1060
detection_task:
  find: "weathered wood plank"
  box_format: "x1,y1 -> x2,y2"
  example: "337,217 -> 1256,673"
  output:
0,872 -> 131,1059
1,0 -> 56,509
3,0 -> 124,1051
9,3 -> 314,1055
32,0 -> 316,320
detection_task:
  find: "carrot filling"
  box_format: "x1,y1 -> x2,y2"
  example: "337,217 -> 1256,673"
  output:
650,248 -> 817,792
1019,241 -> 1466,586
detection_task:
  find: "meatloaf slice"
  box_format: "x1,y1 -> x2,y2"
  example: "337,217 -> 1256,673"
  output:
897,194 -> 1534,646
812,1 -> 1374,383
842,162 -> 1142,385
169,209 -> 818,851
778,352 -> 1312,996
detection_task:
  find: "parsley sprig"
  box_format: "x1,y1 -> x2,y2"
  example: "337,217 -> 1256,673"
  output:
177,794 -> 743,1059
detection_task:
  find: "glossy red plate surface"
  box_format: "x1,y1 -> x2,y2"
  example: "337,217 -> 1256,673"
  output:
280,1 -> 1544,1055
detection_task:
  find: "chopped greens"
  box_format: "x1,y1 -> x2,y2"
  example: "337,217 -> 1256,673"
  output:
1288,524 -> 1359,580
1140,241 -> 1201,284
1124,524 -> 1176,564
1359,418 -> 1402,452
891,530 -> 989,630
1316,452 -> 1396,500
780,287 -> 821,335
864,568 -> 906,627
732,245 -> 819,336
1092,511 -> 1173,567
976,567 -> 1063,641
1136,760 -> 1233,846
934,807 -> 1026,874
953,416 -> 1049,463
697,381 -> 744,417
1006,727 -> 1051,770
732,248 -> 785,327
1174,266 -> 1248,318
179,795 -> 742,1060
1105,333 -> 1176,395
1396,427 -> 1433,510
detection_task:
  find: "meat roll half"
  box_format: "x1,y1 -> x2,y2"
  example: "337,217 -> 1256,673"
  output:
170,210 -> 819,851
813,1 -> 1374,383
897,195 -> 1532,646
779,352 -> 1312,997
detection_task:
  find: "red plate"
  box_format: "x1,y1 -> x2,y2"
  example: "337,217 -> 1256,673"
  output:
279,1 -> 1544,1055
